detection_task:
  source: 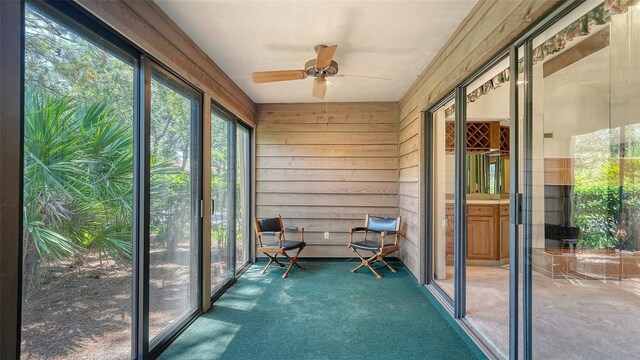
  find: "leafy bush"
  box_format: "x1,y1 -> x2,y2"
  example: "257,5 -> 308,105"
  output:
573,180 -> 640,250
23,90 -> 133,287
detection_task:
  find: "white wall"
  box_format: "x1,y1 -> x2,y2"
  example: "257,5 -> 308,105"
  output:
542,48 -> 611,158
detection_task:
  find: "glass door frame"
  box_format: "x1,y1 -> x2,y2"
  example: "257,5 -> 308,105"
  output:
235,120 -> 253,275
208,103 -> 236,300
140,57 -> 203,358
425,91 -> 457,311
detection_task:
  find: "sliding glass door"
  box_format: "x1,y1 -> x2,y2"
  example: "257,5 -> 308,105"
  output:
148,65 -> 201,344
426,1 -> 640,359
209,107 -> 253,291
528,1 -> 640,358
19,1 -> 259,357
461,55 -> 512,358
236,124 -> 251,272
210,107 -> 233,293
429,95 -> 457,303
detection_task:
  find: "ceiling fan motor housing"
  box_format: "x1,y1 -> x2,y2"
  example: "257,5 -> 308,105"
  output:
305,59 -> 339,77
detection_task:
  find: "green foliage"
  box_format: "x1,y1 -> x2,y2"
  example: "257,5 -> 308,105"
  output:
23,91 -> 134,286
211,226 -> 228,247
23,3 -> 192,285
25,5 -> 134,122
572,128 -> 640,250
573,185 -> 620,248
150,170 -> 191,251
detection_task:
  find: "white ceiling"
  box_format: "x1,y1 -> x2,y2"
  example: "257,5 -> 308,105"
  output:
154,0 -> 477,104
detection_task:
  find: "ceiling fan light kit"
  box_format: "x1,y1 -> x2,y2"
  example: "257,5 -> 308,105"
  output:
304,59 -> 339,77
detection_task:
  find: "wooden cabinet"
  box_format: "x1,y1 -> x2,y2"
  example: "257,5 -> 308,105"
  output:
467,215 -> 496,260
467,203 -> 510,261
500,213 -> 510,259
445,203 -> 510,261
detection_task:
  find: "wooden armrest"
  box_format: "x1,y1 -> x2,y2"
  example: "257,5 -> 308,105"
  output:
380,231 -> 401,247
257,230 -> 284,246
284,226 -> 304,242
349,226 -> 367,234
257,230 -> 284,236
348,227 -> 368,246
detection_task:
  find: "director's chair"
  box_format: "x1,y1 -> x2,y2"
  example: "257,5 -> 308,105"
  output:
348,214 -> 402,279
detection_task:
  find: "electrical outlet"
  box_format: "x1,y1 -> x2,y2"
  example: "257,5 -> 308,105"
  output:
324,231 -> 330,240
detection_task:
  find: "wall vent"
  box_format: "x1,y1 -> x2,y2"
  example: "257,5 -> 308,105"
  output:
543,132 -> 553,138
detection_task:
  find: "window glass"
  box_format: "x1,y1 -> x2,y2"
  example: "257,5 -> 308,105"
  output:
22,3 -> 135,358
531,1 -> 640,358
211,110 -> 232,292
148,70 -> 199,342
236,124 -> 251,271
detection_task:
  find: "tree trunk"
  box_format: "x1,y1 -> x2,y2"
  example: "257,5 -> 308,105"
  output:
22,236 -> 39,295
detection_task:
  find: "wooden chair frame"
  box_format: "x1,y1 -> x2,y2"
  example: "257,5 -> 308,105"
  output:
348,214 -> 401,279
254,214 -> 306,278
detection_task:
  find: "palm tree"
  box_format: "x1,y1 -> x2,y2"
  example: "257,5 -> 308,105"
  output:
23,90 -> 134,290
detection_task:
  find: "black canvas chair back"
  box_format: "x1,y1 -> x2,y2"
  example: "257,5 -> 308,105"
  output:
348,214 -> 402,279
367,216 -> 399,234
253,214 -> 306,278
256,217 -> 283,235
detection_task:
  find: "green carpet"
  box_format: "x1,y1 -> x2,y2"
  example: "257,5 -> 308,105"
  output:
159,260 -> 485,360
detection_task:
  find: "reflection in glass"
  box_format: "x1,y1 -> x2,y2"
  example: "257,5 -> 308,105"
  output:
22,3 -> 134,359
432,98 -> 456,299
149,71 -> 198,342
211,111 -> 232,293
531,1 -> 640,358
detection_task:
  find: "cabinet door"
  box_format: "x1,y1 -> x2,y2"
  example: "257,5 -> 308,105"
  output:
467,215 -> 495,260
500,215 -> 510,259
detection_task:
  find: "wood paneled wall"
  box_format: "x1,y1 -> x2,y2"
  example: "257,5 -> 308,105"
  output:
398,0 -> 560,278
398,110 -> 423,275
256,103 -> 399,257
75,0 -> 256,125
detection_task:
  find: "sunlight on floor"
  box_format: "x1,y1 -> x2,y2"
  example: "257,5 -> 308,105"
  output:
216,283 -> 264,312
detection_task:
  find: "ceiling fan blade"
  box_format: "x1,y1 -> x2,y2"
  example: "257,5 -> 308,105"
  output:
252,70 -> 308,83
312,76 -> 327,99
315,45 -> 338,68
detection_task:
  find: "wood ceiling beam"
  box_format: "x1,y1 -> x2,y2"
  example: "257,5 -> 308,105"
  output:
543,27 -> 610,78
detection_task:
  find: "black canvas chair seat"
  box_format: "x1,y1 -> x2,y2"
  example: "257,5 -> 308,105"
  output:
348,214 -> 402,279
254,214 -> 306,278
350,240 -> 395,251
263,240 -> 304,251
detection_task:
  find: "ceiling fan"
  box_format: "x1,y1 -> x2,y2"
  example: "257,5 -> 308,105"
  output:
251,44 -> 340,100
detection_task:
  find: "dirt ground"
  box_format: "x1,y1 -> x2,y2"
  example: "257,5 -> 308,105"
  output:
21,245 -> 194,360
